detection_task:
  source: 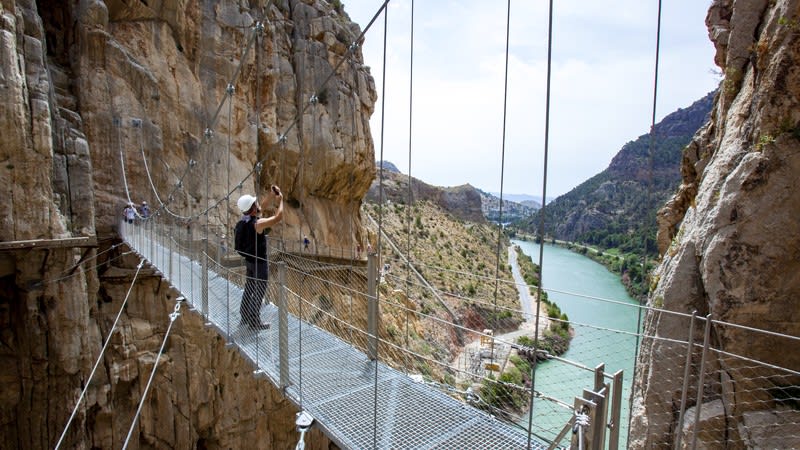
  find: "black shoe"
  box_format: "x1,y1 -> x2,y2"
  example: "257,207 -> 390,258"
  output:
247,322 -> 270,330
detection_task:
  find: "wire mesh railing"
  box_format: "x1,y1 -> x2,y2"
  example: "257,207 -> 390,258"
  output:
121,218 -> 800,449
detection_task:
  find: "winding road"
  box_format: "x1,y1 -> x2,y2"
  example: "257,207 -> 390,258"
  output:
451,245 -> 546,381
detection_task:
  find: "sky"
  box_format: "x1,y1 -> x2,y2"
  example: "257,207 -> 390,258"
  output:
342,0 -> 721,198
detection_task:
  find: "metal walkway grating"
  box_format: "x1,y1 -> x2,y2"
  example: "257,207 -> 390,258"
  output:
123,224 -> 545,449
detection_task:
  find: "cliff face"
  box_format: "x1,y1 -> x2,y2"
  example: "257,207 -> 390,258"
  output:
0,0 -> 374,448
631,0 -> 800,447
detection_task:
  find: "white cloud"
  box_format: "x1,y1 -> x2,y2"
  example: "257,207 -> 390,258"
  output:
345,0 -> 719,197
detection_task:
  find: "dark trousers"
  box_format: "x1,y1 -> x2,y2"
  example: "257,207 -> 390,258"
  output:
242,258 -> 268,325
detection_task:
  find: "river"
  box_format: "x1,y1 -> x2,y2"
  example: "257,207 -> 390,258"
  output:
512,239 -> 642,447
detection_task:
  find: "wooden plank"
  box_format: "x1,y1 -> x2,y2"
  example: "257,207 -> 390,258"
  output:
0,236 -> 97,251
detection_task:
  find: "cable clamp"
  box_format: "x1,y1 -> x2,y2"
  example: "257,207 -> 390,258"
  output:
348,42 -> 359,52
278,134 -> 287,144
255,162 -> 263,173
169,300 -> 182,322
204,128 -> 213,139
255,21 -> 264,33
309,94 -> 318,105
226,83 -> 235,95
465,386 -> 480,404
573,411 -> 590,434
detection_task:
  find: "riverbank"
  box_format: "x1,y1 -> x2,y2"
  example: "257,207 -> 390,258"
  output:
511,232 -> 651,301
512,240 -> 640,445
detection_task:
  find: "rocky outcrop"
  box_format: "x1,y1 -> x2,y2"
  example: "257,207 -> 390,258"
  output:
631,0 -> 800,448
366,167 -> 487,223
1,0 -> 375,448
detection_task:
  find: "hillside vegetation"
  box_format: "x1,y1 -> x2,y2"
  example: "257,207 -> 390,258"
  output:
364,199 -> 522,330
361,168 -> 534,381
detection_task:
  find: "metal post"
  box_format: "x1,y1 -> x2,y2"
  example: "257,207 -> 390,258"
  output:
367,253 -> 378,361
201,240 -> 209,321
608,370 -> 624,449
166,225 -> 172,286
675,311 -> 698,450
177,234 -> 182,293
278,262 -> 289,389
160,222 -> 166,272
226,245 -> 231,339
591,364 -> 608,450
189,228 -> 194,305
149,220 -> 155,261
690,314 -> 713,450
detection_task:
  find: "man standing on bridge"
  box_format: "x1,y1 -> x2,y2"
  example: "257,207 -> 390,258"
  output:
235,185 -> 283,330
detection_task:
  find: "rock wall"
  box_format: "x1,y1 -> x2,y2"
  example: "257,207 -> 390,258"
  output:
0,0 -> 375,448
632,0 -> 800,448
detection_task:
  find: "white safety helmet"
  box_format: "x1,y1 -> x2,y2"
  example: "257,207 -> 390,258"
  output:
237,194 -> 257,213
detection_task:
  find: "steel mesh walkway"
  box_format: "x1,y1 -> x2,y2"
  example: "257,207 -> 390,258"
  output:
123,223 -> 543,449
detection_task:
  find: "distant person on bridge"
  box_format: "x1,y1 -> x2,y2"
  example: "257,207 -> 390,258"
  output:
303,235 -> 310,251
235,185 -> 284,330
123,203 -> 136,224
139,201 -> 150,219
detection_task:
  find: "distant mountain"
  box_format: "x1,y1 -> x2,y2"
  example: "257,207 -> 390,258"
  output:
478,190 -> 538,223
516,90 -> 716,256
376,160 -> 401,173
366,165 -> 485,223
490,193 -> 553,206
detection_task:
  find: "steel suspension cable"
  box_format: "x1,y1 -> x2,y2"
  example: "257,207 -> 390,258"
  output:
528,0 -> 554,447
151,24 -> 260,222
177,2 -> 390,229
629,0 -> 663,444
404,0 -> 415,353
190,2 -> 390,225
138,124 -> 170,216
122,301 -> 183,450
280,2 -> 390,145
491,0 -> 512,363
55,259 -> 146,450
226,82 -> 234,336
373,4 -> 390,448
117,122 -> 138,215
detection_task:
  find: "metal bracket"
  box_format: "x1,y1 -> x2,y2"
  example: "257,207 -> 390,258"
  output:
294,411 -> 315,450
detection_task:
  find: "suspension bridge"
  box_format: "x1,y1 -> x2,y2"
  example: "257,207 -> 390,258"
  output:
61,0 -> 650,446
118,221 -> 561,449
46,0 -> 800,448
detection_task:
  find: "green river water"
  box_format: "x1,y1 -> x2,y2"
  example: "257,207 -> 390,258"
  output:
512,240 -> 642,446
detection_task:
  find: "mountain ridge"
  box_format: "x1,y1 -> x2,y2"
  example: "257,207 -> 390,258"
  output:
516,91 -> 716,254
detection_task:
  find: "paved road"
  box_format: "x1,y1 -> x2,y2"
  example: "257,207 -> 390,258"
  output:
508,244 -> 534,322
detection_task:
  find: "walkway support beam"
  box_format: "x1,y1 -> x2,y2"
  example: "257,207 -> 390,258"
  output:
278,262 -> 290,389
201,239 -> 209,319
